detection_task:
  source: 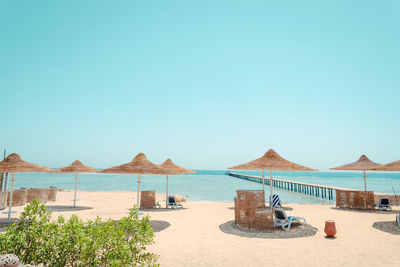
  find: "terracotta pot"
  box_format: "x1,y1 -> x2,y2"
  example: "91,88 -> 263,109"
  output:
324,220 -> 337,237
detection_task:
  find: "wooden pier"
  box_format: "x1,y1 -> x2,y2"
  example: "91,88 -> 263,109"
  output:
226,171 -> 352,200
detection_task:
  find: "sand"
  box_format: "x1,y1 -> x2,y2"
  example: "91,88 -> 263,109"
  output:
1,190 -> 400,267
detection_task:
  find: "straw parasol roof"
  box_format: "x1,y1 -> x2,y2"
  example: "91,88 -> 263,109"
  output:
58,160 -> 98,173
160,159 -> 195,174
58,160 -> 98,207
372,160 -> 400,171
229,149 -> 318,171
0,153 -> 57,223
330,155 -> 383,171
0,153 -> 57,173
100,153 -> 177,209
100,153 -> 177,175
159,158 -> 193,208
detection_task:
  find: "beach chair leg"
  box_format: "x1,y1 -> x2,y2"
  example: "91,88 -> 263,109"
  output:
282,222 -> 291,231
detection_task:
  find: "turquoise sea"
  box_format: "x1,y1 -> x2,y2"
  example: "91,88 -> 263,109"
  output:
3,170 -> 400,204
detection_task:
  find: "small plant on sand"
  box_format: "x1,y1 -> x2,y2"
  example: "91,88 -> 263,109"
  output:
0,199 -> 159,266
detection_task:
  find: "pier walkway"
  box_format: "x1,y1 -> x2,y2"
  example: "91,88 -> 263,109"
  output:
226,171 -> 353,200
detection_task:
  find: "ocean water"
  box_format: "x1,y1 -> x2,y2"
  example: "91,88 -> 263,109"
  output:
2,170 -> 400,204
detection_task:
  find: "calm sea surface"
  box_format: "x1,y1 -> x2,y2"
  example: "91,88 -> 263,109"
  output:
3,170 -> 400,204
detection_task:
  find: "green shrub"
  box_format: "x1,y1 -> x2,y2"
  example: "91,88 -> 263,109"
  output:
0,199 -> 159,266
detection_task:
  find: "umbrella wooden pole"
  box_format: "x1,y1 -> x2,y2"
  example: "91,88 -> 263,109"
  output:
0,173 -> 4,192
4,173 -> 8,192
1,150 -> 7,192
363,170 -> 367,207
262,169 -> 265,192
73,173 -> 78,207
0,150 -> 3,191
137,174 -> 141,208
363,170 -> 367,192
270,170 -> 273,211
7,172 -> 15,223
166,175 -> 169,208
0,173 -> 6,192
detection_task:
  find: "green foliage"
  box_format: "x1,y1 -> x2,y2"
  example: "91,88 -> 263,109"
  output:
0,199 -> 159,266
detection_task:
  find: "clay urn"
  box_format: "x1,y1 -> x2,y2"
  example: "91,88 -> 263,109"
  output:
324,220 -> 337,237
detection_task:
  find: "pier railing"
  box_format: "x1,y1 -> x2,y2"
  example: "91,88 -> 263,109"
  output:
226,171 -> 352,200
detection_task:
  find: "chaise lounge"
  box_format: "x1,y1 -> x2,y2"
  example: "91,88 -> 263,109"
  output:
274,207 -> 306,231
167,195 -> 183,209
376,198 -> 392,211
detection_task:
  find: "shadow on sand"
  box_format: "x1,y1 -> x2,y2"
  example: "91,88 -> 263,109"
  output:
136,207 -> 188,213
219,220 -> 318,239
228,206 -> 293,211
330,207 -> 399,214
45,205 -> 93,212
372,221 -> 400,235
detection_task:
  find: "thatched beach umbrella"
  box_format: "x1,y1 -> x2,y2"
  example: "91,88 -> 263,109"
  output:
0,153 -> 57,223
371,160 -> 400,201
160,159 -> 194,208
100,153 -> 176,208
58,160 -> 98,207
372,160 -> 400,172
229,149 -> 317,208
330,155 -> 382,192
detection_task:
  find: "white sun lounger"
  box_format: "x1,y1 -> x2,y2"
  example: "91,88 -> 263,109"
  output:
274,207 -> 306,231
167,195 -> 183,209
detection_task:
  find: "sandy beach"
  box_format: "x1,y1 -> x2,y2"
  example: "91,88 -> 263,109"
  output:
1,190 -> 399,267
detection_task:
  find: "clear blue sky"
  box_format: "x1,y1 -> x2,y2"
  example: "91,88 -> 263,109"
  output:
1,0 -> 399,170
